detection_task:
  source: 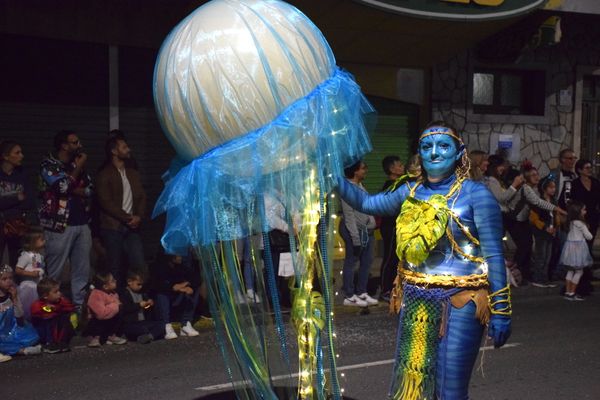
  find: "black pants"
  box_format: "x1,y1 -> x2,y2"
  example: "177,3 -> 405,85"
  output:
0,230 -> 21,266
262,249 -> 295,308
85,316 -> 122,341
122,320 -> 166,340
32,314 -> 74,345
507,220 -> 533,281
379,222 -> 398,295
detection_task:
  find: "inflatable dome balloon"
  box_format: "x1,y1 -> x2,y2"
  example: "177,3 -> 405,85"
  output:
152,0 -> 374,399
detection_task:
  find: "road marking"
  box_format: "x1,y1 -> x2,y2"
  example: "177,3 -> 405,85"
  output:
194,342 -> 521,392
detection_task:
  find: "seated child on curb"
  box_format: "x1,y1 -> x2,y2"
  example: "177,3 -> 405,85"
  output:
0,265 -> 40,361
84,272 -> 127,347
118,270 -> 165,344
15,227 -> 46,321
30,277 -> 75,353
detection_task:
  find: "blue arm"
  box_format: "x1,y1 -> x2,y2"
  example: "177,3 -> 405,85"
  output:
470,183 -> 511,347
336,177 -> 406,217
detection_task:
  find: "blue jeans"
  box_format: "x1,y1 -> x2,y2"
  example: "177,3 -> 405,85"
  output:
155,291 -> 200,324
101,228 -> 145,285
44,225 -> 92,306
340,222 -> 374,297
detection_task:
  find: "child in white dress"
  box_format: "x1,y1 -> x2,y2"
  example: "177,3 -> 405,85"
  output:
559,201 -> 594,301
15,227 -> 46,320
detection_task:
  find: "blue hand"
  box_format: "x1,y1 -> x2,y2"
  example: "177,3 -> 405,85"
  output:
487,314 -> 511,348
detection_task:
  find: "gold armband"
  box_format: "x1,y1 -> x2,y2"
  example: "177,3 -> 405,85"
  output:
488,285 -> 512,316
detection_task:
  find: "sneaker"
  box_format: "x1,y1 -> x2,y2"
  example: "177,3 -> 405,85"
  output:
106,335 -> 127,345
235,291 -> 247,304
379,292 -> 391,303
531,282 -> 549,288
246,289 -> 262,303
164,323 -> 178,340
43,343 -> 62,354
546,282 -> 558,288
343,294 -> 368,307
573,295 -> 585,301
87,336 -> 101,347
59,342 -> 71,353
358,293 -> 379,305
23,344 -> 42,355
180,321 -> 199,337
563,293 -> 575,301
0,353 -> 11,363
137,333 -> 154,344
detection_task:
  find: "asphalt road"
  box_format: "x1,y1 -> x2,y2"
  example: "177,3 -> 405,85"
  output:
3,284 -> 600,400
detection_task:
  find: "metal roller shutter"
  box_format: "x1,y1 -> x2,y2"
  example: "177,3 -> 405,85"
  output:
362,97 -> 419,194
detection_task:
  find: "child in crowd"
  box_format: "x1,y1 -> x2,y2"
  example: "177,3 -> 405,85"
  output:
15,227 -> 46,321
84,272 -> 127,347
0,265 -> 40,361
30,277 -> 75,353
529,178 -> 559,288
559,201 -> 594,301
119,270 -> 165,344
151,253 -> 200,339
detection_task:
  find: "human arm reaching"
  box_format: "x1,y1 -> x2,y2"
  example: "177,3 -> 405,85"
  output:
336,176 -> 405,217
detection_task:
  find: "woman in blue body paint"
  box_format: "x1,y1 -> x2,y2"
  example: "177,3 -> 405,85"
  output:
337,121 -> 511,400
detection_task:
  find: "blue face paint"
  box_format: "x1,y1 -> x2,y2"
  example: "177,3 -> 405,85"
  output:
419,134 -> 462,180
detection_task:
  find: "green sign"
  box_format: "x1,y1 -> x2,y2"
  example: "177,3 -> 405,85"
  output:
354,0 -> 548,20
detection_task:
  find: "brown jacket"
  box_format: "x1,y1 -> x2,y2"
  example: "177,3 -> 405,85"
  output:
95,164 -> 147,231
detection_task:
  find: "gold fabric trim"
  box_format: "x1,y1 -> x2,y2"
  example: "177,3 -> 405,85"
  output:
399,267 -> 489,289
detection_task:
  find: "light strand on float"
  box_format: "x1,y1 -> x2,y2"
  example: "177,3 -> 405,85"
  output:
295,168 -> 322,399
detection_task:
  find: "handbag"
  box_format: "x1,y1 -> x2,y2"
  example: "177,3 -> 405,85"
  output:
269,229 -> 291,253
2,216 -> 28,238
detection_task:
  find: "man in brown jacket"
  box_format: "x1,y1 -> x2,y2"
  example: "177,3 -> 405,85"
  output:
96,134 -> 147,284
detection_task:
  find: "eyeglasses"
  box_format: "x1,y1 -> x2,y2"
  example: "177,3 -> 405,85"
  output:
68,139 -> 80,145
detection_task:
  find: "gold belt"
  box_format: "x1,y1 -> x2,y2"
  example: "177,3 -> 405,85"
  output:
399,267 -> 488,289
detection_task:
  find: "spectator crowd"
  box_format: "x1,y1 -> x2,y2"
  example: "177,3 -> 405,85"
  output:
1,129 -> 599,363
0,131 -> 209,362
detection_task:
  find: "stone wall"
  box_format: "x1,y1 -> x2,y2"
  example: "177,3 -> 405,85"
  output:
431,15 -> 599,176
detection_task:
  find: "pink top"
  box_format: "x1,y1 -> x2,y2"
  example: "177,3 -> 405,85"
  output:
87,289 -> 120,320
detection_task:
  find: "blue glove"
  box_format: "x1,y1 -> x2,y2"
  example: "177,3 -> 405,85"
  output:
487,314 -> 511,348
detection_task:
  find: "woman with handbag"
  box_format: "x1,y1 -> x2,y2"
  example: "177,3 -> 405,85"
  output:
0,140 -> 34,265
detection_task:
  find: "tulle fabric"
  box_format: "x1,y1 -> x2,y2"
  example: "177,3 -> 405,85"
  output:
152,1 -> 375,398
153,67 -> 374,254
559,240 -> 593,269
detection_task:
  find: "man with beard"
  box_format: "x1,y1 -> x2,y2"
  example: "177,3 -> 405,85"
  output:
96,133 -> 147,285
39,130 -> 93,308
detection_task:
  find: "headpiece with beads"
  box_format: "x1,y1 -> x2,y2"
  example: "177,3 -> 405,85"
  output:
0,264 -> 13,276
419,126 -> 463,144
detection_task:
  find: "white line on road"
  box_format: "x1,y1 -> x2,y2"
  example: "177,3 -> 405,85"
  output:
194,342 -> 521,392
